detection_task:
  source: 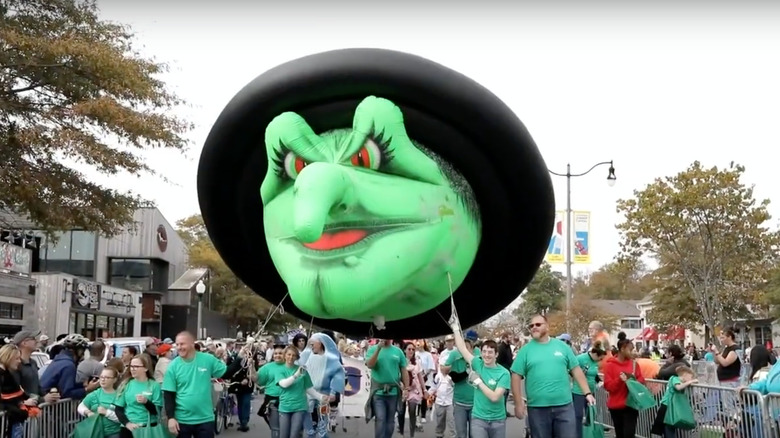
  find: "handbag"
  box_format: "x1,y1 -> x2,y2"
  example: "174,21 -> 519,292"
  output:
131,414 -> 172,438
664,389 -> 696,430
624,361 -> 656,411
70,415 -> 104,438
582,405 -> 605,438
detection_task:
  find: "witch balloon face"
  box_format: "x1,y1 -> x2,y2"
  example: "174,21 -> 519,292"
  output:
260,96 -> 481,323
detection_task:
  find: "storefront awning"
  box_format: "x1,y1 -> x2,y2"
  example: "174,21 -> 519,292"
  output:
635,326 -> 658,342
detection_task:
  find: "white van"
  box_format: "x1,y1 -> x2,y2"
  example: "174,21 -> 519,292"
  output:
84,337 -> 155,364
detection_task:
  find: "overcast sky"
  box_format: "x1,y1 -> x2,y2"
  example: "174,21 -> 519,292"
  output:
94,1 -> 780,275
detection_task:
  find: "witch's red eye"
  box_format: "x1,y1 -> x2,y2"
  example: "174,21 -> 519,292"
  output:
349,139 -> 382,170
350,147 -> 372,168
294,156 -> 307,174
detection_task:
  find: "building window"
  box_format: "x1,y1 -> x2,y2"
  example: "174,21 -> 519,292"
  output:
755,326 -> 772,347
0,303 -> 23,320
38,230 -> 96,279
70,311 -> 130,339
620,319 -> 642,330
109,258 -> 170,292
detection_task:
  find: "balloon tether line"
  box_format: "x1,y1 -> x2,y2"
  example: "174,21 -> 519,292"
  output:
436,272 -> 459,328
251,292 -> 289,339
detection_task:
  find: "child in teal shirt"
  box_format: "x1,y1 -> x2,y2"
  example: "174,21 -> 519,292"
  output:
652,365 -> 697,437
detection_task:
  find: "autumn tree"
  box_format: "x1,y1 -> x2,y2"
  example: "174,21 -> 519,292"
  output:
616,161 -> 780,334
513,262 -> 564,322
0,0 -> 190,235
546,295 -> 620,344
572,258 -> 655,300
176,214 -> 301,334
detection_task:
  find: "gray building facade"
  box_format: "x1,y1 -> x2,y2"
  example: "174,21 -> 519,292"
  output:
1,207 -> 200,338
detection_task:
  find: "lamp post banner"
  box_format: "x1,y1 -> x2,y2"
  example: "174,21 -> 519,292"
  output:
545,210 -> 566,264
572,211 -> 591,264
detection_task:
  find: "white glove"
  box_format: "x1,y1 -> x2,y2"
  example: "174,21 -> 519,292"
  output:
468,371 -> 482,387
448,312 -> 461,333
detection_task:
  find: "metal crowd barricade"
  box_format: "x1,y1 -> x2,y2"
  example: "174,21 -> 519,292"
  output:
0,412 -> 5,437
593,378 -> 768,437
22,398 -> 80,438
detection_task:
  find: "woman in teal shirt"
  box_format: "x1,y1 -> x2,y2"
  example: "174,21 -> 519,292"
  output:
114,354 -> 164,431
77,366 -> 123,438
277,346 -> 328,438
572,341 -> 606,438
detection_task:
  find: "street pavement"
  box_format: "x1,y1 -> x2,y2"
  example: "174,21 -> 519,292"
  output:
219,398 -> 532,437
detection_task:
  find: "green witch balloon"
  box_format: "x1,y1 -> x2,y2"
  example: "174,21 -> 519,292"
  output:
260,96 -> 481,326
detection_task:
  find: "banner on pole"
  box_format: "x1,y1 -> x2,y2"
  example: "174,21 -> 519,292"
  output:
572,211 -> 591,264
341,356 -> 371,417
545,210 -> 565,264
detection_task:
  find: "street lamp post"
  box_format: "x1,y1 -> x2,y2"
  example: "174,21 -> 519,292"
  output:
549,161 -> 616,329
196,280 -> 206,339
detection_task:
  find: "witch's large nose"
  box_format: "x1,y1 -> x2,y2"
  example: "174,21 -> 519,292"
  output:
292,162 -> 353,243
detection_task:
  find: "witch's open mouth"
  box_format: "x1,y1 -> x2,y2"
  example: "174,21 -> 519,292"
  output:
300,219 -> 427,252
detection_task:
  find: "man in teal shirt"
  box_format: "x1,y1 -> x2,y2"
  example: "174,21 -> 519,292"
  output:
365,339 -> 410,438
441,330 -> 480,438
511,315 -> 595,438
163,331 -> 232,437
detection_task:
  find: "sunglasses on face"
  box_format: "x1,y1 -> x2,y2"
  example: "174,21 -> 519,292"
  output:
528,322 -> 544,329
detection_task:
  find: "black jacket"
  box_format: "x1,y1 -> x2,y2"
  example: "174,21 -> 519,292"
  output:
497,342 -> 513,370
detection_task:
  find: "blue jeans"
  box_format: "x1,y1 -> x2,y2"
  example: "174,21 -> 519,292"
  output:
279,411 -> 306,438
268,402 -> 281,438
527,403 -> 577,438
471,418 -> 506,438
304,398 -> 329,438
373,394 -> 399,438
453,403 -> 472,438
572,394 -> 586,438
10,423 -> 23,438
237,392 -> 252,427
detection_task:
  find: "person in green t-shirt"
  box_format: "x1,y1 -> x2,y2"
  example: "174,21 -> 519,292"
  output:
510,314 -> 595,438
257,343 -> 287,437
571,341 -> 607,438
365,339 -> 409,438
441,330 -> 481,438
651,366 -> 697,437
277,346 -> 328,438
447,318 -> 510,438
113,354 -> 163,431
162,331 -> 229,437
77,366 -> 123,438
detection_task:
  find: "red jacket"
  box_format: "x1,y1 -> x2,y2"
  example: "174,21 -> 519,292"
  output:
602,356 -> 645,409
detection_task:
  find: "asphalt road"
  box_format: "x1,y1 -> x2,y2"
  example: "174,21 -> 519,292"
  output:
218,398 -> 531,438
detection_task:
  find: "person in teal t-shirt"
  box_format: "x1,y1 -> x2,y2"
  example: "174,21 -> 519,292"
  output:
77,366 -> 123,438
277,346 -> 327,438
113,354 -> 163,431
365,340 -> 409,438
572,342 -> 607,438
257,343 -> 287,437
510,315 -> 595,438
441,330 -> 481,438
651,366 -> 697,437
447,318 -> 510,438
162,331 -> 228,436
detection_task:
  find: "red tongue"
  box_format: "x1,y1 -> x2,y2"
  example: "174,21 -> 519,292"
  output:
303,230 -> 368,251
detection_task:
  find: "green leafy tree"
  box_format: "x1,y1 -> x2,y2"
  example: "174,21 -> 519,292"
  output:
616,161 -> 780,334
514,262 -> 564,322
0,0 -> 191,235
176,215 -> 301,333
546,294 -> 620,343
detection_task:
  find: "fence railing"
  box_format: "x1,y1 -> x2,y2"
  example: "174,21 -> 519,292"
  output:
593,378 -> 780,438
0,398 -> 80,438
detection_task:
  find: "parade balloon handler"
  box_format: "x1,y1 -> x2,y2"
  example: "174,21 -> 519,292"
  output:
197,48 -> 555,340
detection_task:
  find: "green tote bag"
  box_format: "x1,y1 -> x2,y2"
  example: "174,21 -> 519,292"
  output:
625,361 -> 656,411
70,415 -> 104,438
582,405 -> 605,438
664,389 -> 696,430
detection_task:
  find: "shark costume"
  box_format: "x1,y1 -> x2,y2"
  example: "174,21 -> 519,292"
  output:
298,333 -> 345,438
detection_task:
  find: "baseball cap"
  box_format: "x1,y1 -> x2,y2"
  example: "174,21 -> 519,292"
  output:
464,330 -> 479,342
162,338 -> 173,344
157,344 -> 172,355
12,330 -> 40,345
557,334 -> 572,342
444,334 -> 455,341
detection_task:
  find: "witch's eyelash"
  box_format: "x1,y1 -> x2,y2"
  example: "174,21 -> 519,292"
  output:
271,141 -> 290,180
